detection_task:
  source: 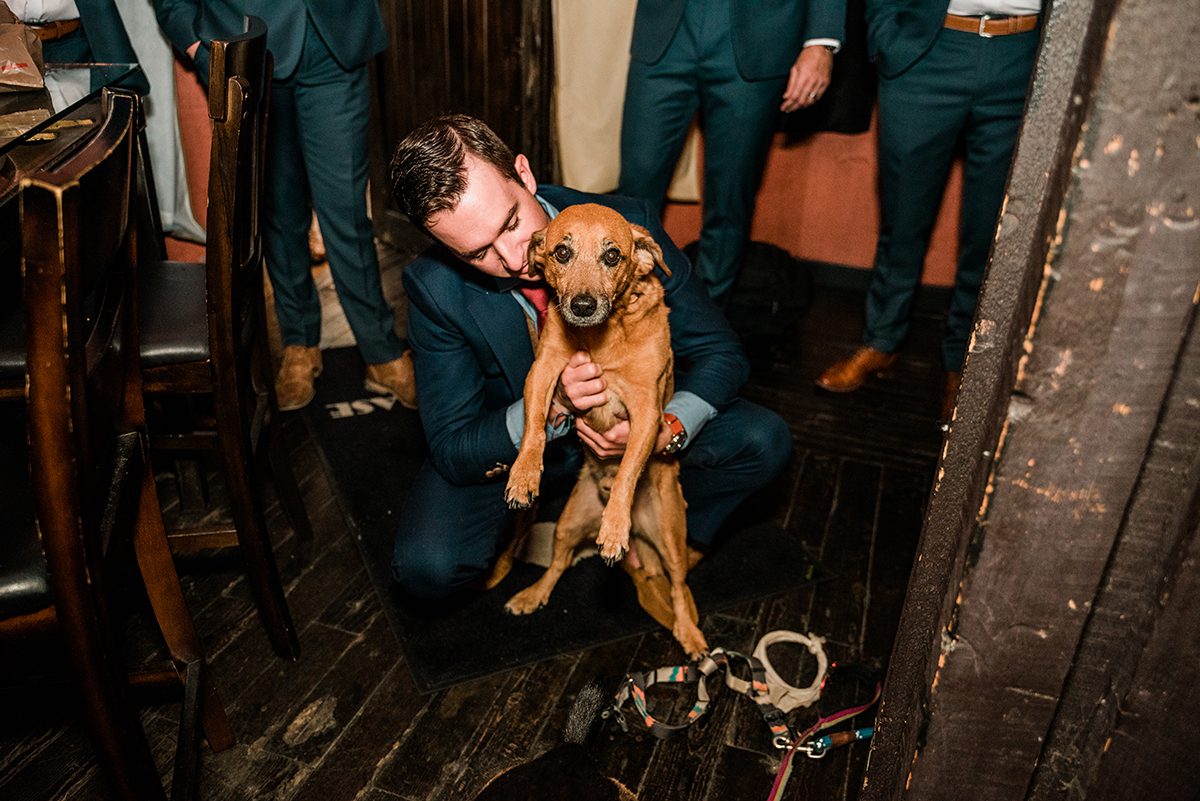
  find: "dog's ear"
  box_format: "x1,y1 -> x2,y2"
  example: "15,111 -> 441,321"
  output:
631,224 -> 671,278
527,228 -> 548,279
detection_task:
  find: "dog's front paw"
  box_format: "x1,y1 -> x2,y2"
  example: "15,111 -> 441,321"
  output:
596,517 -> 630,565
504,468 -> 541,510
505,586 -> 550,615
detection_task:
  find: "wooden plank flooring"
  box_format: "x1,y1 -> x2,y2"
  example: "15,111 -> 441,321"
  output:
0,247 -> 948,801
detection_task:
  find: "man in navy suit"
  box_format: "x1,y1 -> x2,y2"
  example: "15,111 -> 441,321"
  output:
619,0 -> 846,305
153,0 -> 412,411
816,0 -> 1041,419
387,115 -> 792,601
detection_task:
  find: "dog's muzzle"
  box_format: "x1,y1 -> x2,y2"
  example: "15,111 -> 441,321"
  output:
561,294 -> 612,327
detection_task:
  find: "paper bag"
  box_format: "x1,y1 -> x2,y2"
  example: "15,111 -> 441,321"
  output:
0,6 -> 45,93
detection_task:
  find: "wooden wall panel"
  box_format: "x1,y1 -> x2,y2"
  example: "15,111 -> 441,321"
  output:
1027,275 -> 1200,801
865,0 -> 1200,796
367,0 -> 555,245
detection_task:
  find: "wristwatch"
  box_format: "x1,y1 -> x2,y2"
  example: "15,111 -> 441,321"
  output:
662,413 -> 688,455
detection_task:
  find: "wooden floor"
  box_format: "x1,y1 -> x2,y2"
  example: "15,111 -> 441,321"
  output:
0,241 -> 949,801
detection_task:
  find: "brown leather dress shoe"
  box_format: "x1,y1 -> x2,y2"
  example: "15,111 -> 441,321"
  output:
275,345 -> 323,411
815,346 -> 898,392
364,349 -> 418,410
942,370 -> 962,423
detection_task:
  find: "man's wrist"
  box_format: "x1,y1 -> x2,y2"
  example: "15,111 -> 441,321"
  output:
661,413 -> 688,455
548,396 -> 574,433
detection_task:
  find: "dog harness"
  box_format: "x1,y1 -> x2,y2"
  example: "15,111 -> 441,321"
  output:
603,632 -> 880,800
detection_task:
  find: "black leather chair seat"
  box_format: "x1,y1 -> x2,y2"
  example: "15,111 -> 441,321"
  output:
139,260 -> 211,367
0,408 -> 50,619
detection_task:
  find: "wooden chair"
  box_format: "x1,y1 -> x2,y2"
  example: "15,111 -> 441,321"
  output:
0,88 -> 233,801
138,16 -> 309,659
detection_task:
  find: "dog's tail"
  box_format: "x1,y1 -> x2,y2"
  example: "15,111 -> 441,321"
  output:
562,683 -> 606,745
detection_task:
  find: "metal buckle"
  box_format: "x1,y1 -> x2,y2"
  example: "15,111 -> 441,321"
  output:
978,14 -> 993,37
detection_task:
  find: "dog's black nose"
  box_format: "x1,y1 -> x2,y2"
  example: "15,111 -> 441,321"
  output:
570,295 -> 597,318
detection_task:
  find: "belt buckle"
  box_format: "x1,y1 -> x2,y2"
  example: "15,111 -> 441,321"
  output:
977,13 -> 994,37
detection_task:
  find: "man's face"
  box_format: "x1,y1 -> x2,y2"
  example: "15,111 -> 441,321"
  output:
426,153 -> 551,282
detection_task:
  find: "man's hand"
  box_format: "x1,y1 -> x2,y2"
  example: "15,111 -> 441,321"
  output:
186,41 -> 202,60
574,417 -> 674,459
780,45 -> 834,112
556,350 -> 606,413
557,351 -> 675,458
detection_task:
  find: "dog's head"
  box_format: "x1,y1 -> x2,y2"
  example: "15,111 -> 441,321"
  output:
527,204 -> 670,328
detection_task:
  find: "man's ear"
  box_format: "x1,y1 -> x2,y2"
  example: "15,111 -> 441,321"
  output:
631,224 -> 670,278
527,228 -> 548,278
514,153 -> 538,196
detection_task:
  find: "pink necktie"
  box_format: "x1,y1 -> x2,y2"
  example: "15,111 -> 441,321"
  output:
519,283 -> 552,334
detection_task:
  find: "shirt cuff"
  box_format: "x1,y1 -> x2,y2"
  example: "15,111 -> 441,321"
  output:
664,391 -> 717,452
505,399 -> 574,449
803,38 -> 841,53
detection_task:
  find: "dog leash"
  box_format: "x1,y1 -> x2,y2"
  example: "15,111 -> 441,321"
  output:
603,632 -> 880,799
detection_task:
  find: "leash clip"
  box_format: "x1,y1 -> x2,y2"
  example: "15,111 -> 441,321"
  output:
799,740 -> 829,759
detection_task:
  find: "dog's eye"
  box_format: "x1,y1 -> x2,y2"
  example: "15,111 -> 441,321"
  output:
553,244 -> 572,263
602,248 -> 621,267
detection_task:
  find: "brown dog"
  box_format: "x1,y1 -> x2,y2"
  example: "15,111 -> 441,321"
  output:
503,203 -> 707,658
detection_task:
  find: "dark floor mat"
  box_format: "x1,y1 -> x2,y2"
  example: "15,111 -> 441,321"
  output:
302,346 -> 826,692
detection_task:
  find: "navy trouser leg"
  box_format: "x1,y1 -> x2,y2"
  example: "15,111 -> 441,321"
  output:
865,31 -> 969,354
692,1 -> 786,304
391,464 -> 513,601
679,399 -> 792,546
618,10 -> 701,212
265,19 -> 402,363
392,446 -> 582,600
943,29 -> 1038,371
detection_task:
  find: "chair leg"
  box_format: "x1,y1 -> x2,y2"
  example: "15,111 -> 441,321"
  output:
76,660 -> 168,801
266,413 -> 314,551
60,581 -> 166,801
221,430 -> 302,660
135,463 -> 235,751
171,660 -> 203,801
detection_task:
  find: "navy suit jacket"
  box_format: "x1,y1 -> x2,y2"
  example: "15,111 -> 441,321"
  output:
403,186 -> 749,487
152,0 -> 387,80
864,0 -> 954,78
630,0 -> 846,81
73,0 -> 148,93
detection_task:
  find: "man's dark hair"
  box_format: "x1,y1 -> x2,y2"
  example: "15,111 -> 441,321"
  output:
389,114 -> 522,229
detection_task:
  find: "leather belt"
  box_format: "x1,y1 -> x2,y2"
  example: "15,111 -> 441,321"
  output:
944,13 -> 1039,37
25,18 -> 83,42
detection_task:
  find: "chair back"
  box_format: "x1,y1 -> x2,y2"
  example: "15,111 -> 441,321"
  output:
19,88 -> 165,799
22,88 -> 139,566
204,16 -> 271,424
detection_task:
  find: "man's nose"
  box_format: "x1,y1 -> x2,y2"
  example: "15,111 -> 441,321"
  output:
497,234 -> 526,275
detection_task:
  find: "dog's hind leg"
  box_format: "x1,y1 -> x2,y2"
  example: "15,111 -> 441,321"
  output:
483,507 -> 534,589
649,462 -> 707,658
505,475 -> 604,615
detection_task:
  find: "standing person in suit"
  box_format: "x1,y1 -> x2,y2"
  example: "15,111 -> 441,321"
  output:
4,0 -> 148,92
617,0 -> 846,305
153,0 -> 414,411
816,0 -> 1041,418
386,115 -> 792,601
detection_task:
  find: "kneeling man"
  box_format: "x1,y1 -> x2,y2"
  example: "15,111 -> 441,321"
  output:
388,115 -> 791,600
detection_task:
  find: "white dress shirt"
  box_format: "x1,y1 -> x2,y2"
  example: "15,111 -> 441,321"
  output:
2,0 -> 81,23
947,0 -> 1042,17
